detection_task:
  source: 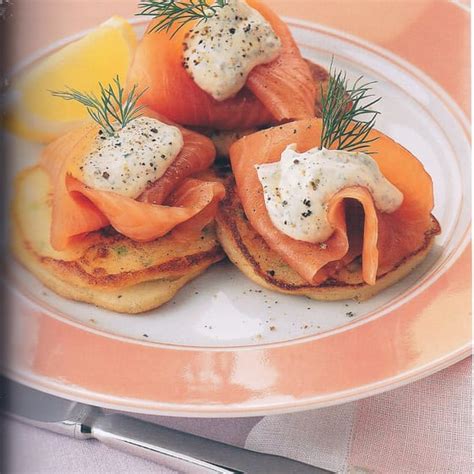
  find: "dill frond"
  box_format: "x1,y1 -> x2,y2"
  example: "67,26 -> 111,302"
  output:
320,66 -> 381,153
51,75 -> 147,136
136,0 -> 228,37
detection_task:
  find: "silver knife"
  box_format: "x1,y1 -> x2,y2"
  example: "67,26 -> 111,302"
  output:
1,377 -> 333,474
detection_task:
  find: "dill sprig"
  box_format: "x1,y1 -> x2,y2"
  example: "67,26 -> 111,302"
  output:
137,0 -> 229,37
50,76 -> 147,136
320,66 -> 381,153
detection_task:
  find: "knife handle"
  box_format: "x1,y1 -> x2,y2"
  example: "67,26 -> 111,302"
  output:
90,413 -> 331,474
91,414 -> 235,473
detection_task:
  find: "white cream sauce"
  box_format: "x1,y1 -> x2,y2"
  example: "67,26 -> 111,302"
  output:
256,145 -> 404,243
80,117 -> 183,199
183,0 -> 281,101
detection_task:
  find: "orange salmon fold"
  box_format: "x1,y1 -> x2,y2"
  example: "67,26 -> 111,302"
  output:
40,111 -> 225,251
128,0 -> 316,130
230,119 -> 435,285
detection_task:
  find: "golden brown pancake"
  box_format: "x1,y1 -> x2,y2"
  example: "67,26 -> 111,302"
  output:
11,166 -> 224,313
216,178 -> 440,301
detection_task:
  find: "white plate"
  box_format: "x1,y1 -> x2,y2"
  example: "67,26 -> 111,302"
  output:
4,18 -> 471,416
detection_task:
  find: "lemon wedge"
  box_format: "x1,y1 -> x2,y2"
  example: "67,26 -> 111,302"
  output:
6,16 -> 137,143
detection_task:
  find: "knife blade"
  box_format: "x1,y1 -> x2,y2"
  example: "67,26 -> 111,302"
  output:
1,377 -> 333,474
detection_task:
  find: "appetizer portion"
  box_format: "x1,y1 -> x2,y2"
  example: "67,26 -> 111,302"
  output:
12,78 -> 225,313
217,70 -> 440,300
130,0 -> 317,130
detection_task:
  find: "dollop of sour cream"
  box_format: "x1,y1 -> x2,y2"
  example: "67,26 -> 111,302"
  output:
80,117 -> 184,199
183,0 -> 281,101
256,145 -> 404,243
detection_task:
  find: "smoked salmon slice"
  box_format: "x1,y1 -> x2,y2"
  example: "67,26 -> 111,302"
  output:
230,119 -> 435,285
40,113 -> 225,251
67,177 -> 225,243
128,0 -> 316,129
244,0 -> 316,123
140,125 -> 216,204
